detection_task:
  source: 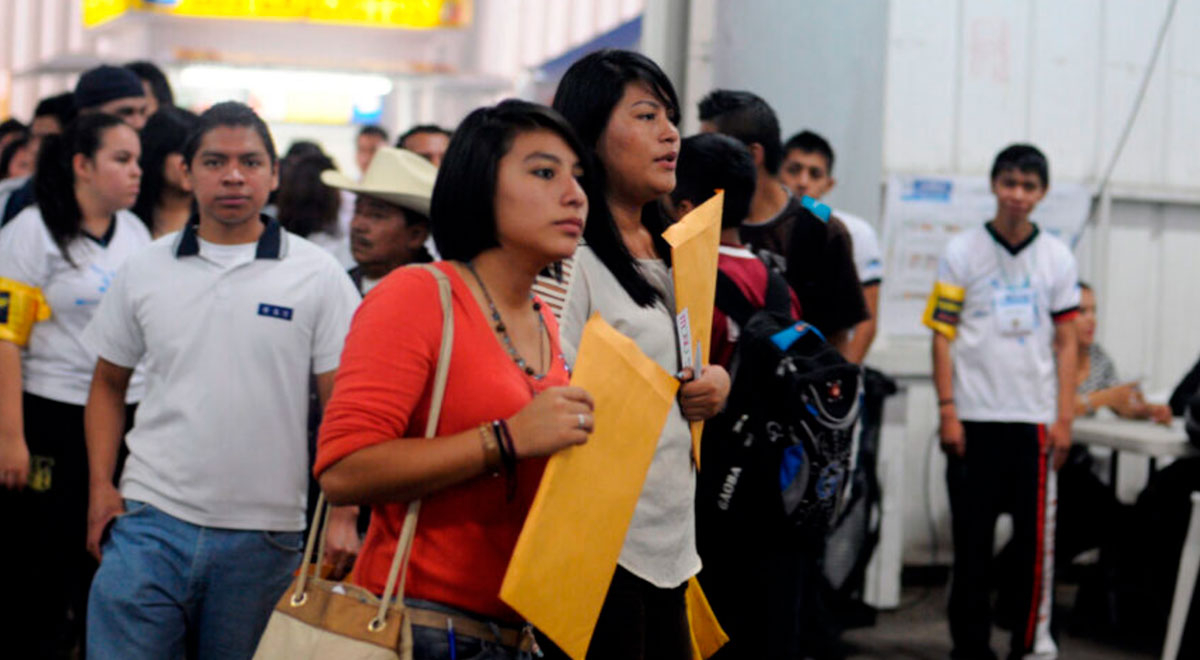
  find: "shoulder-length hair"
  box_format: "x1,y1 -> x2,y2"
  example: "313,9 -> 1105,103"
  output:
552,48 -> 680,308
131,105 -> 197,230
275,152 -> 340,238
431,99 -> 589,262
34,113 -> 129,266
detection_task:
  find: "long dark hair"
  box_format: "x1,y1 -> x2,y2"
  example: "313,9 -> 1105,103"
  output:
131,105 -> 196,230
552,49 -> 679,307
275,152 -> 340,238
34,113 -> 129,266
432,99 -> 588,262
0,133 -> 31,179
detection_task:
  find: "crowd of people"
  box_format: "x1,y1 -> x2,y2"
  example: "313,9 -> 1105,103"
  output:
1,48 -> 1188,660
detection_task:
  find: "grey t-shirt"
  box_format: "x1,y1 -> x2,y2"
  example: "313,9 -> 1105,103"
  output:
559,245 -> 701,589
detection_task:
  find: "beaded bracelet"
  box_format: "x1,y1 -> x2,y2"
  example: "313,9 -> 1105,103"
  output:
478,423 -> 502,475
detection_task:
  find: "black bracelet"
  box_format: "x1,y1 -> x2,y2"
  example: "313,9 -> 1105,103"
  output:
491,421 -> 510,468
492,420 -> 518,500
938,398 -> 955,407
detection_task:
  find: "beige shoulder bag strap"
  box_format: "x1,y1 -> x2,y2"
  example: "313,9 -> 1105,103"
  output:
293,264 -> 456,631
369,263 -> 454,628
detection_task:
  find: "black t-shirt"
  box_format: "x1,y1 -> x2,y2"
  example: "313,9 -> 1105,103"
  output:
740,191 -> 868,337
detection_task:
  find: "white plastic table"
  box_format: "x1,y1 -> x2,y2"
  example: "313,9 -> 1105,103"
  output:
1072,417 -> 1197,458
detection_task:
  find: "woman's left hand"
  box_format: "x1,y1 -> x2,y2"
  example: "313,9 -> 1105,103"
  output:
679,365 -> 731,421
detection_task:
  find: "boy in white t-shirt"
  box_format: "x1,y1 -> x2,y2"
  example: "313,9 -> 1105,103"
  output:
779,130 -> 884,364
924,144 -> 1079,660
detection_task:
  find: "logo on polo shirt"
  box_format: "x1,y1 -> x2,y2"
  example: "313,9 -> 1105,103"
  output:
257,303 -> 294,321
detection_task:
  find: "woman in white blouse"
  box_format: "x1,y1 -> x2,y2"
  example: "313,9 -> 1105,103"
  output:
550,49 -> 730,659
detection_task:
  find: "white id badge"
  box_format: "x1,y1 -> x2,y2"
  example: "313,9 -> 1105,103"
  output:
993,287 -> 1036,336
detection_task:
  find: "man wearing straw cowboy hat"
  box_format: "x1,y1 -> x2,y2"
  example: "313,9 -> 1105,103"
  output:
320,146 -> 439,294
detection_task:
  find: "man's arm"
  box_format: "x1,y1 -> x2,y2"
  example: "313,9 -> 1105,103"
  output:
843,283 -> 880,364
315,369 -> 360,579
933,332 -> 964,457
84,358 -> 133,560
1050,321 -> 1078,470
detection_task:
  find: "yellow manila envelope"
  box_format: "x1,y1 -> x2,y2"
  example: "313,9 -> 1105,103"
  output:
661,191 -> 724,467
686,576 -> 729,658
500,313 -> 679,659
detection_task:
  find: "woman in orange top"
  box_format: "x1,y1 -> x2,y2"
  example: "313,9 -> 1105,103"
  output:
315,100 -> 593,659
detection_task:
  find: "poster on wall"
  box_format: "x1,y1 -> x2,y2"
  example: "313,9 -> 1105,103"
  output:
878,174 -> 1091,338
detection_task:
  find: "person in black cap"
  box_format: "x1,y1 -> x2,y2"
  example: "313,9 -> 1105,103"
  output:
75,65 -> 150,132
124,61 -> 174,117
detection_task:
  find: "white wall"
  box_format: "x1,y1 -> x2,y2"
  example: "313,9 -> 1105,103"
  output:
885,0 -> 1200,192
700,0 -> 890,227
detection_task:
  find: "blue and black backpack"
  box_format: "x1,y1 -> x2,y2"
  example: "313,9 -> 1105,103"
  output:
697,267 -> 863,542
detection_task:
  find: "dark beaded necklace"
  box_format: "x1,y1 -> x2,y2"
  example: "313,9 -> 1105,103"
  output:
465,261 -> 547,380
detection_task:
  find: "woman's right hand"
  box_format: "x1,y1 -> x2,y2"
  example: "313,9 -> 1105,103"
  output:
0,433 -> 29,490
506,386 -> 595,458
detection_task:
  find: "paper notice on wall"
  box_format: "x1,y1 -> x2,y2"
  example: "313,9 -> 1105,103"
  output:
878,174 -> 1091,338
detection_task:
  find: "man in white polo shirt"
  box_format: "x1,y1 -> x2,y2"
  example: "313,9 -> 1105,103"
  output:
925,144 -> 1079,660
81,102 -> 362,660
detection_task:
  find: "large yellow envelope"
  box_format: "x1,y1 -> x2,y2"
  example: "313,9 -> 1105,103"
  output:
499,314 -> 679,659
662,191 -> 724,466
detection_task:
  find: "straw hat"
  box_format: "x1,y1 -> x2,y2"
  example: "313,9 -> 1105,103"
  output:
320,147 -> 437,216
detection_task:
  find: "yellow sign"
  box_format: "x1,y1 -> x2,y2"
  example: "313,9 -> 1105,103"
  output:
83,0 -> 471,29
83,0 -> 133,27
500,314 -> 679,659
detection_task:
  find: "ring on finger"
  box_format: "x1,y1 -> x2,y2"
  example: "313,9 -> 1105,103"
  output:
577,413 -> 588,430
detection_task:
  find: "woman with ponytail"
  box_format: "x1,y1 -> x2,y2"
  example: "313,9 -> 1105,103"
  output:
131,105 -> 197,237
0,112 -> 150,658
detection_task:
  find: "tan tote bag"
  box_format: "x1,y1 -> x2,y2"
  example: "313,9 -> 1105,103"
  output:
253,264 -> 454,660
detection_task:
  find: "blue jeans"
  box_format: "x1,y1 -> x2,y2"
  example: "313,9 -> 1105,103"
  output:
408,599 -> 538,660
87,500 -> 303,660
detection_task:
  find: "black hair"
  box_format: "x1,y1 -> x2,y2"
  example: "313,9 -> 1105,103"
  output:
182,101 -> 277,168
698,89 -> 783,176
269,140 -> 325,208
0,119 -> 25,140
783,130 -> 835,174
552,48 -> 680,307
396,123 -> 452,148
1,134 -> 32,179
431,99 -> 588,262
276,152 -> 340,238
125,61 -> 175,108
131,106 -> 197,229
1078,281 -> 1092,292
283,140 -> 323,162
34,92 -> 77,127
358,124 -> 389,142
672,133 -> 757,231
990,143 -> 1049,188
34,113 -> 130,266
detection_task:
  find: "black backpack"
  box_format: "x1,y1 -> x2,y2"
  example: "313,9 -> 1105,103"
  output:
697,268 -> 864,540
